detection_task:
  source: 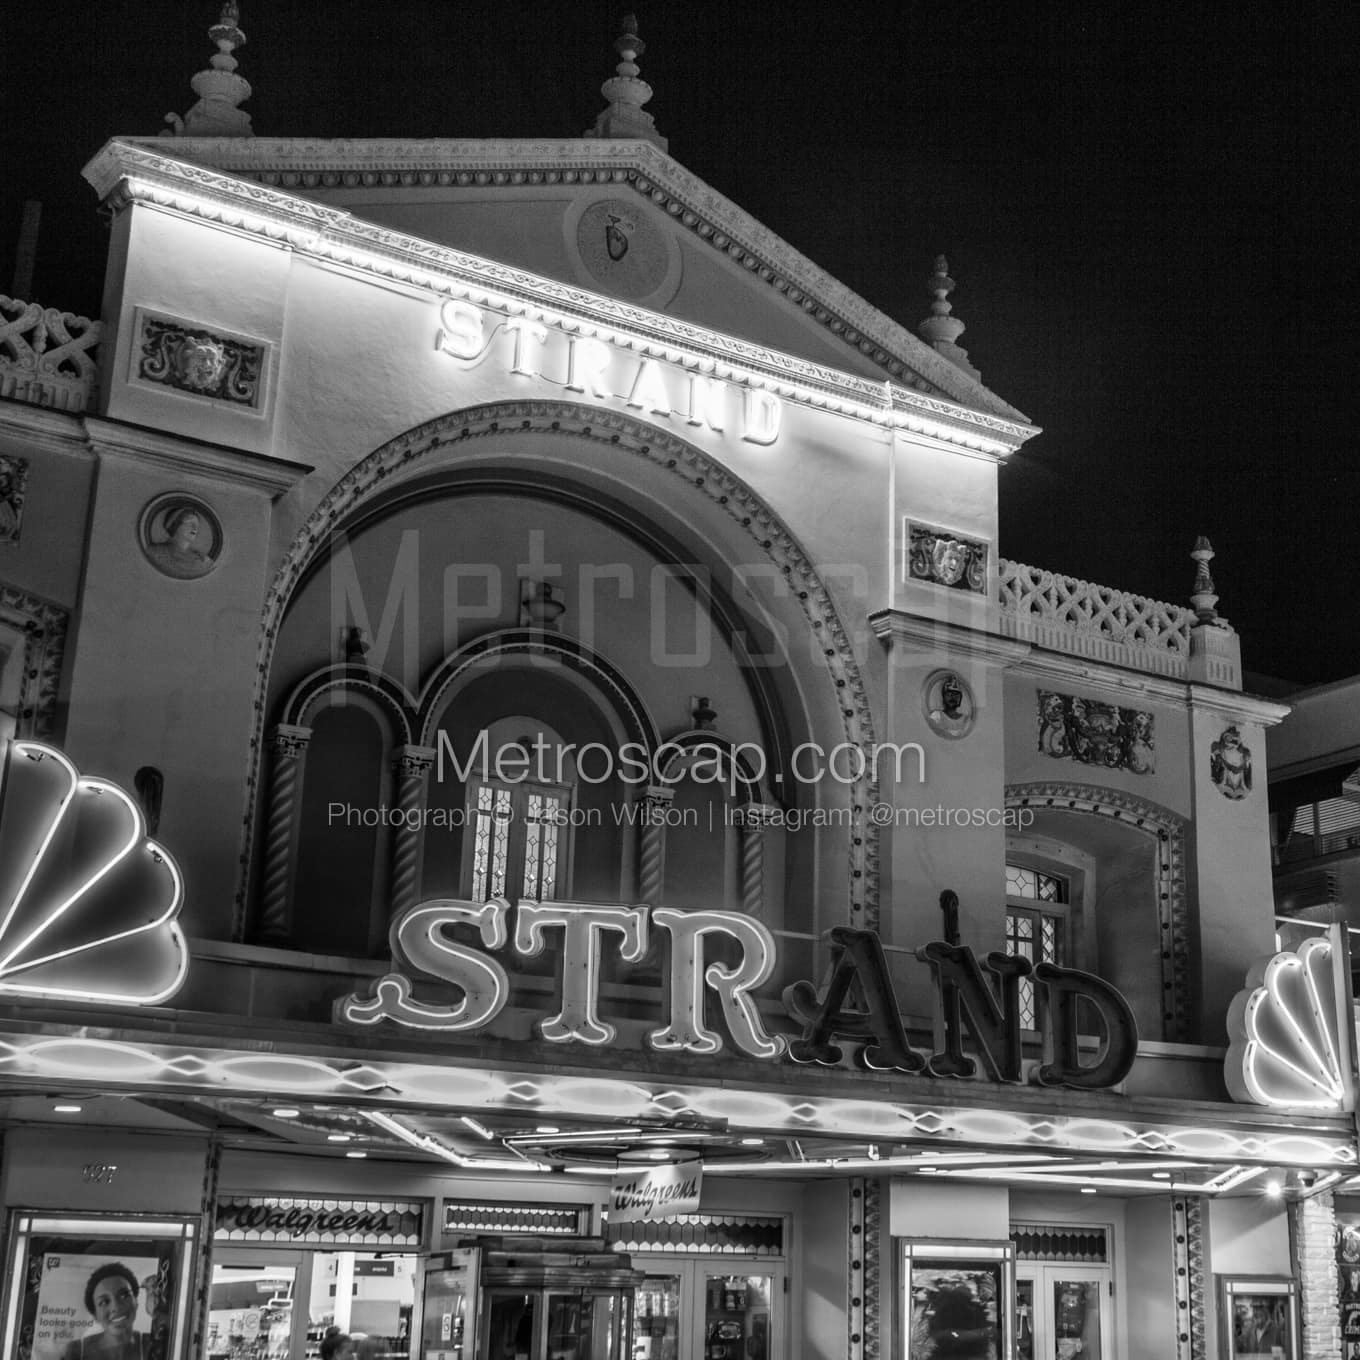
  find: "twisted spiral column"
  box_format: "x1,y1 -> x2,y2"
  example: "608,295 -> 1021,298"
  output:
636,784 -> 674,906
256,724 -> 311,943
740,803 -> 778,917
388,745 -> 436,919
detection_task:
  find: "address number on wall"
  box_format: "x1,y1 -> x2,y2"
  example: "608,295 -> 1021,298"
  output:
81,1163 -> 118,1183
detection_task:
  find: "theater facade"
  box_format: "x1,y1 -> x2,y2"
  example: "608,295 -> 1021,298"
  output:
0,13 -> 1353,1360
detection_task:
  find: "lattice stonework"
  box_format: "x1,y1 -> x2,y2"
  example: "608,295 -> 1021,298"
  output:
0,294 -> 101,412
1006,782 -> 1191,1041
997,559 -> 1194,678
604,1213 -> 784,1255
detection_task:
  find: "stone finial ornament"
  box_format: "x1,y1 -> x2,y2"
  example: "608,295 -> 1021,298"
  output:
163,2 -> 254,138
520,578 -> 566,630
343,626 -> 372,663
585,14 -> 668,151
918,255 -> 980,381
691,696 -> 718,730
1189,536 -> 1220,623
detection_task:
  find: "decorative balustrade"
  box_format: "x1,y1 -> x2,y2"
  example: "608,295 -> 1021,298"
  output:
997,558 -> 1196,679
0,295 -> 101,413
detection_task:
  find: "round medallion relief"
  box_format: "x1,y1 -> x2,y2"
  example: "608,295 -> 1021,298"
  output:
139,492 -> 224,580
922,669 -> 977,740
573,198 -> 678,302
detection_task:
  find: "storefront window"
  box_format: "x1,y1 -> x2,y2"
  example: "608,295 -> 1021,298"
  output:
207,1265 -> 297,1360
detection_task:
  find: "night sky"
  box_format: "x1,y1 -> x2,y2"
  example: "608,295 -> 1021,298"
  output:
3,2 -> 1355,685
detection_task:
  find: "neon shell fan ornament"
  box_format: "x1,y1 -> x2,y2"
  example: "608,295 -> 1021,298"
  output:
1225,929 -> 1356,1112
0,740 -> 187,1004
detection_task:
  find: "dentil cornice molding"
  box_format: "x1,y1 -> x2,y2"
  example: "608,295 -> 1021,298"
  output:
102,135 -> 1032,426
81,141 -> 1038,460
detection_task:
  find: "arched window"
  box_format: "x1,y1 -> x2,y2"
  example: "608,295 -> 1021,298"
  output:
293,694 -> 394,955
422,664 -> 632,910
461,718 -> 576,905
1004,789 -> 1181,1041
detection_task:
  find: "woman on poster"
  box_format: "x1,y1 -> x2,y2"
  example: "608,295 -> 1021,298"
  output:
61,1265 -> 150,1360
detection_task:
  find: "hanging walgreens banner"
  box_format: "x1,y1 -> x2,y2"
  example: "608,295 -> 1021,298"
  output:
609,1157 -> 703,1223
337,898 -> 1140,1092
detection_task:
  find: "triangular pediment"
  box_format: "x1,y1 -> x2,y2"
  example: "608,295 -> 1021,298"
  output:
122,136 -> 1028,422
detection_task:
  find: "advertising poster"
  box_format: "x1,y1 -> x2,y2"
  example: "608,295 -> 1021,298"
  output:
13,1236 -> 176,1360
907,1260 -> 1002,1360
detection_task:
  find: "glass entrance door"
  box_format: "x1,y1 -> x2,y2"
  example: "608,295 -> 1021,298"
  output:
1016,1265 -> 1111,1360
632,1262 -> 783,1360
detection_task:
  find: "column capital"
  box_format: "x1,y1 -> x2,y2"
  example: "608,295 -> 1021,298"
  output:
268,723 -> 312,759
738,801 -> 781,831
394,744 -> 438,779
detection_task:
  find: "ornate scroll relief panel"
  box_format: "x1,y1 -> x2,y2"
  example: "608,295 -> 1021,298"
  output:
0,585 -> 68,741
130,309 -> 271,415
1225,932 -> 1356,1112
1037,689 -> 1155,775
0,740 -> 187,1004
904,521 -> 989,594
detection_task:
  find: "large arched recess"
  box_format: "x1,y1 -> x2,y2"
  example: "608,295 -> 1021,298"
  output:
240,400 -> 881,950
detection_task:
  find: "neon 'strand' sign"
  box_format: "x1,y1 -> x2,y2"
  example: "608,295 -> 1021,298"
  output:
337,898 -> 1138,1091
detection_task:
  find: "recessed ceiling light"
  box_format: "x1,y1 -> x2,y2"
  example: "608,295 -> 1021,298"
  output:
646,1149 -> 671,1161
345,1150 -> 367,1159
272,1107 -> 300,1119
1152,1171 -> 1171,1180
53,1103 -> 82,1114
536,1125 -> 560,1134
916,1166 -> 937,1174
740,1137 -> 764,1146
326,1133 -> 352,1143
1081,1186 -> 1098,1195
1265,1179 -> 1283,1198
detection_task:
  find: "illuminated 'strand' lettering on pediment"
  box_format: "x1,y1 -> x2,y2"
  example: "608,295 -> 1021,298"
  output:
435,299 -> 782,446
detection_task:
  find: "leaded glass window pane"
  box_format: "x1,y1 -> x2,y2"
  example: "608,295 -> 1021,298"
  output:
539,793 -> 562,901
1007,903 -> 1066,1030
1006,864 -> 1067,903
523,793 -> 543,901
